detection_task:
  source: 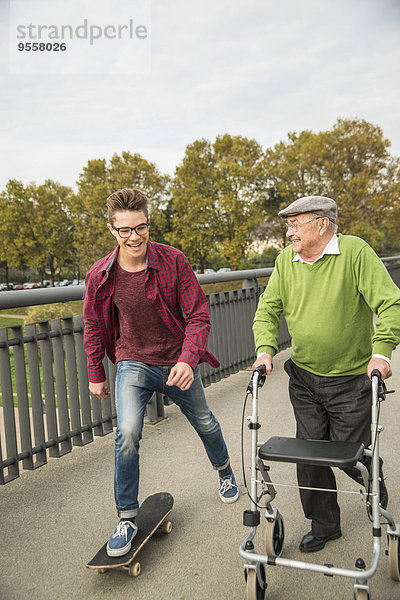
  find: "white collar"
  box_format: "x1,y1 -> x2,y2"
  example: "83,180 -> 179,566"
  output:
293,234 -> 340,264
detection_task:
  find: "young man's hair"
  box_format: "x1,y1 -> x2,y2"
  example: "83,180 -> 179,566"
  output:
106,188 -> 149,223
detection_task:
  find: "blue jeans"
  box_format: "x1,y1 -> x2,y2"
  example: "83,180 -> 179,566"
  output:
114,361 -> 230,517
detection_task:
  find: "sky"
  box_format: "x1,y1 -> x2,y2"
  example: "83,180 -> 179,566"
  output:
0,0 -> 399,192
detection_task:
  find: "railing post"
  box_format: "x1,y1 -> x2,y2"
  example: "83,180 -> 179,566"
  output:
0,328 -> 19,482
25,322 -> 47,468
73,315 -> 93,444
12,325 -> 34,470
62,316 -> 83,446
145,392 -> 166,424
38,321 -> 60,458
51,319 -> 72,455
103,359 -> 115,434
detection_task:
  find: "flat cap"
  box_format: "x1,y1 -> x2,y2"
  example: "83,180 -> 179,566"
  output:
278,196 -> 337,222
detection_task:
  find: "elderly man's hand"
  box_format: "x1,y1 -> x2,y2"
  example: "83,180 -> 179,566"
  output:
367,357 -> 392,381
252,353 -> 274,376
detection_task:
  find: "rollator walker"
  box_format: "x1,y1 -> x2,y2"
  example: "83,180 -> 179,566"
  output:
239,366 -> 400,599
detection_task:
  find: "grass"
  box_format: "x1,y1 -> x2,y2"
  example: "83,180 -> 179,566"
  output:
0,316 -> 25,327
201,277 -> 269,295
0,306 -> 29,315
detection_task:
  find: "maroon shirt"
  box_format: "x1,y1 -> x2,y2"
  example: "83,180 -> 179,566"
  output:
83,242 -> 219,383
114,264 -> 182,364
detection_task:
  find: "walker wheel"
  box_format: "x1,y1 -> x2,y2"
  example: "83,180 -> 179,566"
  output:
161,520 -> 173,534
246,565 -> 266,600
129,561 -> 141,577
388,533 -> 400,581
354,589 -> 369,599
265,511 -> 284,556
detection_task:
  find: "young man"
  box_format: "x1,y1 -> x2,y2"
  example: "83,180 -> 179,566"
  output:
83,188 -> 238,558
253,195 -> 400,553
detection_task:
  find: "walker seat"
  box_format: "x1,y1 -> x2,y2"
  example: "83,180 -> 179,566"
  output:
259,436 -> 365,468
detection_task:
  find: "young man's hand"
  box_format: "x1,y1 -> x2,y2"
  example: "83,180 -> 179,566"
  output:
252,353 -> 274,375
166,362 -> 194,391
89,380 -> 110,399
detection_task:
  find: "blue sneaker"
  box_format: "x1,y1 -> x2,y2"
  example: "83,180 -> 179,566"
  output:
218,473 -> 239,503
106,520 -> 138,557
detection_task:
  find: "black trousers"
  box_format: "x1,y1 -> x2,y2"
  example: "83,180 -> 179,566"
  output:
284,359 -> 375,537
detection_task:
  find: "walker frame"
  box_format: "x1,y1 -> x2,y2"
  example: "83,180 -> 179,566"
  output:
239,367 -> 400,599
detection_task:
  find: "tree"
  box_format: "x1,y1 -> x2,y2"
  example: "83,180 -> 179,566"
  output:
168,140 -> 218,272
382,156 -> 400,252
0,180 -> 38,283
213,134 -> 267,268
170,134 -> 267,270
0,179 -> 76,286
71,152 -> 171,273
318,118 -> 394,240
29,180 -> 76,286
263,118 -> 400,251
69,159 -> 113,272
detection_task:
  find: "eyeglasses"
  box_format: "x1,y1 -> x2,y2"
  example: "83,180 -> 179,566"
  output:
284,217 -> 322,232
111,222 -> 149,238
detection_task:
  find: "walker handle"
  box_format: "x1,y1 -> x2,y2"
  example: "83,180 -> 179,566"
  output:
254,364 -> 267,387
371,369 -> 382,382
255,364 -> 267,378
247,364 -> 267,393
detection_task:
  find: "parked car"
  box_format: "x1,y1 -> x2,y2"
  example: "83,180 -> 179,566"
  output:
12,283 -> 24,290
217,267 -> 231,273
0,283 -> 12,291
204,268 -> 215,274
72,279 -> 83,285
23,282 -> 40,289
59,279 -> 72,286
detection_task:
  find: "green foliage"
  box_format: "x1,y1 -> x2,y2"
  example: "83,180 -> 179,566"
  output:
0,316 -> 24,328
0,179 -> 37,271
168,139 -> 218,272
24,301 -> 83,324
263,118 -> 400,251
1,117 -> 399,284
70,151 -> 172,272
239,247 -> 280,269
0,179 -> 76,285
170,134 -> 267,271
29,180 -> 76,285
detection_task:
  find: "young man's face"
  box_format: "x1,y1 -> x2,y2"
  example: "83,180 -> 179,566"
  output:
107,210 -> 149,265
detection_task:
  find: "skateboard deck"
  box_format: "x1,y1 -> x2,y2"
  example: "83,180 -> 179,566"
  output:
86,492 -> 174,576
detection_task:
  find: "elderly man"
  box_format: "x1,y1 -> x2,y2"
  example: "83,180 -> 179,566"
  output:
252,196 -> 400,552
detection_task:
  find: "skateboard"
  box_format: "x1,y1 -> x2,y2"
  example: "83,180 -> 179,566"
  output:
86,492 -> 174,577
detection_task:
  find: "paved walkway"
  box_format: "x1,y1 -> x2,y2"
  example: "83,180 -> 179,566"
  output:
1,347 -> 399,600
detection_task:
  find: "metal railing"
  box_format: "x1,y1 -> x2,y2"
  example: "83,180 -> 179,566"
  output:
0,257 -> 399,484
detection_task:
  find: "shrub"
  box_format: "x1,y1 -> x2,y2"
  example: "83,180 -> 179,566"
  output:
24,301 -> 83,324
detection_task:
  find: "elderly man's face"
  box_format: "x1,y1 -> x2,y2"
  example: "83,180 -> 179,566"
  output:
285,214 -> 323,256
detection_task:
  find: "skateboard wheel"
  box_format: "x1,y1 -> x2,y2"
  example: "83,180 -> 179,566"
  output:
129,561 -> 141,577
97,568 -> 108,574
161,521 -> 173,534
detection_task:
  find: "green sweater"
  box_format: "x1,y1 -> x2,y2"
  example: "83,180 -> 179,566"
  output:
253,234 -> 400,376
